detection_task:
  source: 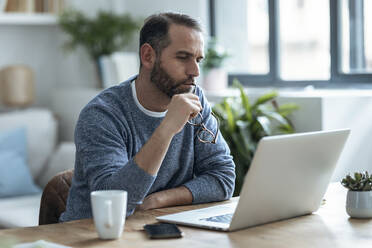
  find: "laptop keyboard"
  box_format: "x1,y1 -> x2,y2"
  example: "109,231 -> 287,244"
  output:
200,213 -> 233,223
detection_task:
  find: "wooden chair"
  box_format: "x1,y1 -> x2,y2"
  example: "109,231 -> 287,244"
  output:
39,169 -> 74,225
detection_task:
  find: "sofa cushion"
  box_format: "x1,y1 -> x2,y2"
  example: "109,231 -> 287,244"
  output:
0,126 -> 26,158
52,88 -> 100,142
0,193 -> 42,228
0,108 -> 57,180
0,151 -> 41,197
37,142 -> 76,188
0,127 -> 41,197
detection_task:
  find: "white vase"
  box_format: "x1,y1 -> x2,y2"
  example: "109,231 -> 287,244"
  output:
98,52 -> 139,89
202,68 -> 227,92
0,65 -> 34,108
346,190 -> 372,218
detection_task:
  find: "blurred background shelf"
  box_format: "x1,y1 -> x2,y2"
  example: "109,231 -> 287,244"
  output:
0,13 -> 57,25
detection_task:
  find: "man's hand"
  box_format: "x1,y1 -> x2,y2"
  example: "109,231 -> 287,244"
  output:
133,93 -> 202,176
161,93 -> 202,135
137,193 -> 161,211
137,186 -> 193,211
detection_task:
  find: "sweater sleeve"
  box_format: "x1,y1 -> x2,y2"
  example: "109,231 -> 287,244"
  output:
183,89 -> 236,203
75,103 -> 156,216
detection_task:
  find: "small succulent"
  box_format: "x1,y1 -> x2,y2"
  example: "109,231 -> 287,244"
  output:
341,171 -> 372,191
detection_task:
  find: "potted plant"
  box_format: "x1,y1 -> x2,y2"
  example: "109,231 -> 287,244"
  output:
202,38 -> 229,92
213,80 -> 298,196
59,9 -> 141,88
341,171 -> 372,218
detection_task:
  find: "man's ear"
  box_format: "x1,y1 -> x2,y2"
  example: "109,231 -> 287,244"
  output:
140,43 -> 156,69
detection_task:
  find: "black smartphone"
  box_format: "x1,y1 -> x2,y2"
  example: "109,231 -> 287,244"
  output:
143,223 -> 183,239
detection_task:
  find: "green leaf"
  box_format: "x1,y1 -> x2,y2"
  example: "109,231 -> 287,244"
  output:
258,108 -> 289,126
236,120 -> 255,153
355,172 -> 362,182
233,79 -> 253,122
363,183 -> 372,191
231,133 -> 251,161
256,116 -> 272,136
213,103 -> 228,121
277,103 -> 300,117
223,100 -> 235,133
278,124 -> 294,133
253,91 -> 278,108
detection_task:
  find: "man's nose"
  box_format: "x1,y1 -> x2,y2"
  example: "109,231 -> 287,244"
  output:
187,60 -> 200,78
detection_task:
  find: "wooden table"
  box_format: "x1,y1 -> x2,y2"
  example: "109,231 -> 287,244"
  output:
1,184 -> 372,248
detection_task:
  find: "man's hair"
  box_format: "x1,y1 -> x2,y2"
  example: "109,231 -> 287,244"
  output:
139,12 -> 202,64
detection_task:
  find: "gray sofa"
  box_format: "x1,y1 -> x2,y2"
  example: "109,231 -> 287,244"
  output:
0,108 -> 75,229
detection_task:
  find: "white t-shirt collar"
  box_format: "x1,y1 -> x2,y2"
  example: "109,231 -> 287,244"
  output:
131,79 -> 167,118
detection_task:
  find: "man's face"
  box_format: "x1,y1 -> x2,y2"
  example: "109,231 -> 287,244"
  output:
150,24 -> 204,98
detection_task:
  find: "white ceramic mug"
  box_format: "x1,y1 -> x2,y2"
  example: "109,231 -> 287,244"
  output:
91,190 -> 127,239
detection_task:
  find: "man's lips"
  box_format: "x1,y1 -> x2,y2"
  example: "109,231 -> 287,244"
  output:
184,80 -> 196,86
171,80 -> 195,89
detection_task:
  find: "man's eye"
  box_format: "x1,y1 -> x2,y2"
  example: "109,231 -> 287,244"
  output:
177,57 -> 188,60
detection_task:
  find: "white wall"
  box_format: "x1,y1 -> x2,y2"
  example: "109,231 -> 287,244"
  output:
0,25 -> 60,107
0,0 -> 210,109
124,0 -> 209,36
322,96 -> 372,181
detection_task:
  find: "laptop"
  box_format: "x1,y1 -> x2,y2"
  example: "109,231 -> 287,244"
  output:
157,129 -> 350,232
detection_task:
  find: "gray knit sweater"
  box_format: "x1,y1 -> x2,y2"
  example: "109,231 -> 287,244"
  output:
60,75 -> 235,222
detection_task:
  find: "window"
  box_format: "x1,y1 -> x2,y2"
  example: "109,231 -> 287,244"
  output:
214,0 -> 269,75
212,0 -> 372,87
279,0 -> 329,80
340,0 -> 372,74
246,0 -> 269,74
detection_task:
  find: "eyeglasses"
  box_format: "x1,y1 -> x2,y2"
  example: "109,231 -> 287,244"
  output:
187,111 -> 220,144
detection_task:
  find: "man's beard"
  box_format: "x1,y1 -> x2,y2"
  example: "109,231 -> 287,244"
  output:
150,59 -> 195,98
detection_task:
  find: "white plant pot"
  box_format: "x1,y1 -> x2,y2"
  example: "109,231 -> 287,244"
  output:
99,52 -> 139,89
346,190 -> 372,218
202,68 -> 228,92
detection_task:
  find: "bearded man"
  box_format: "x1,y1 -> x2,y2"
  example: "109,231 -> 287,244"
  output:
60,12 -> 235,222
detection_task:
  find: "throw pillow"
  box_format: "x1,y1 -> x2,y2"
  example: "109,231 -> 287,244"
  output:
0,127 -> 41,197
0,151 -> 41,197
